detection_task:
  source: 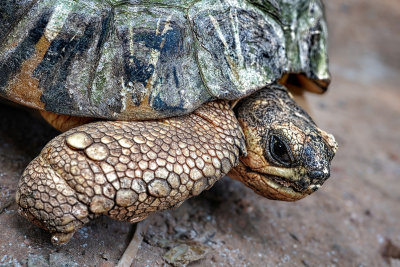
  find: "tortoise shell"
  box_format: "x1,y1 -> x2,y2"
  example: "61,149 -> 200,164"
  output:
0,0 -> 329,120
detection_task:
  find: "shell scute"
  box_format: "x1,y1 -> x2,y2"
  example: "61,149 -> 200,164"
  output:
0,0 -> 329,119
189,0 -> 286,99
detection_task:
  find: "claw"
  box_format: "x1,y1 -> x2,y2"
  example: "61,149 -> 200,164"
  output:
51,232 -> 75,245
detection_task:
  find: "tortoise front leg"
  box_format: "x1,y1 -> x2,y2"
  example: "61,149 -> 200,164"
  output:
16,101 -> 245,244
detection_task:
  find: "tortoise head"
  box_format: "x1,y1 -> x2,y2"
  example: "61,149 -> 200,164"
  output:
229,84 -> 337,201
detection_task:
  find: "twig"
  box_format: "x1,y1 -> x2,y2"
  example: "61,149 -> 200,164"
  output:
117,217 -> 151,267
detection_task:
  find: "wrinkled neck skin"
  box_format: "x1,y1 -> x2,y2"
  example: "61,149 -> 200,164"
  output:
229,84 -> 337,201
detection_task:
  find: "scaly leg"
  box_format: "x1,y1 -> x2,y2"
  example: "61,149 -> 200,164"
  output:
16,101 -> 246,244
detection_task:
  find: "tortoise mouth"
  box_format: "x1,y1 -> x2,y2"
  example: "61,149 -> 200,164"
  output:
231,160 -> 326,201
243,165 -> 322,201
254,170 -> 322,193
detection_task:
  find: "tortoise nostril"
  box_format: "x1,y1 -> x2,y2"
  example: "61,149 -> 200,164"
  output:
307,169 -> 330,180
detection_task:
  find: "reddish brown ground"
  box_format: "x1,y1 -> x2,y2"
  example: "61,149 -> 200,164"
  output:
1,0 -> 399,266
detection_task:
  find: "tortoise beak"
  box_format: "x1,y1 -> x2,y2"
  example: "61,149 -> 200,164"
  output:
307,168 -> 330,180
302,129 -> 338,187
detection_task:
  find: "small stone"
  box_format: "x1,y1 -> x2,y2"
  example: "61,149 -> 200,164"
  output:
49,252 -> 78,267
163,242 -> 209,267
27,254 -> 49,267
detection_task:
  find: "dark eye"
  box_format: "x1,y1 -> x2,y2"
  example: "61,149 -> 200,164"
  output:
269,135 -> 293,166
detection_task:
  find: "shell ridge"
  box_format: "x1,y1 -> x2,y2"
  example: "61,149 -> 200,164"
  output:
186,9 -> 218,100
86,8 -> 115,113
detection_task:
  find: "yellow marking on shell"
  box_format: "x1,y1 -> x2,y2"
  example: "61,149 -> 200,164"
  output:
148,50 -> 161,75
117,17 -> 177,118
6,35 -> 50,110
155,15 -> 162,35
161,15 -> 173,35
118,24 -> 162,118
119,76 -> 129,113
118,49 -> 133,112
129,26 -> 135,64
209,12 -> 266,91
44,1 -> 74,41
209,14 -> 229,49
84,143 -> 109,161
145,15 -> 173,90
66,132 -> 93,150
117,95 -> 161,120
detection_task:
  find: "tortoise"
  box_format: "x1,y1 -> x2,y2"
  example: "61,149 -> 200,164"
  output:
0,0 -> 337,244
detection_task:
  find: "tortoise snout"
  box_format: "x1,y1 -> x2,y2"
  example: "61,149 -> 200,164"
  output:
307,168 -> 330,180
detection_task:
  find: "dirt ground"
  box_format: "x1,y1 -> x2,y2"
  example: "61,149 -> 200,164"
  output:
1,0 -> 400,266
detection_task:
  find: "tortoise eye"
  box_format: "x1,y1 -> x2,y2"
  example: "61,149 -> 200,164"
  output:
269,135 -> 293,166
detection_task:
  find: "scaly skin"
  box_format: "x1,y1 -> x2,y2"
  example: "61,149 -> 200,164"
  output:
229,85 -> 337,201
16,85 -> 337,244
16,101 -> 245,244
